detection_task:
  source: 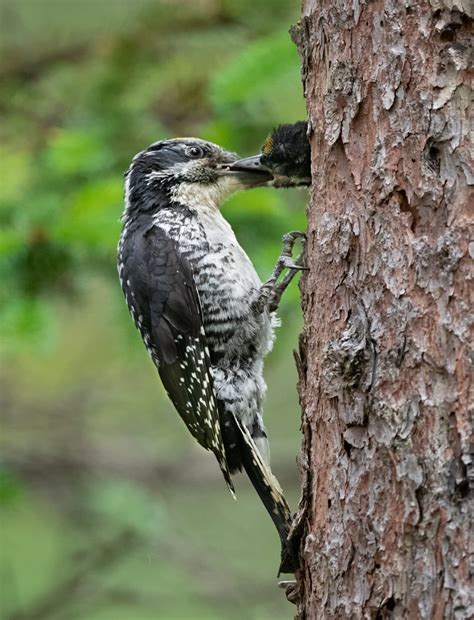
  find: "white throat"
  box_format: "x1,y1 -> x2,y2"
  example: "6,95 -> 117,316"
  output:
170,176 -> 243,210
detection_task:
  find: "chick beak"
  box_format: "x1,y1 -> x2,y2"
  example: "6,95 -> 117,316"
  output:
218,155 -> 273,186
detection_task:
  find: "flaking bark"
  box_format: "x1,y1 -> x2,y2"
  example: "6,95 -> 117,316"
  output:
290,1 -> 473,618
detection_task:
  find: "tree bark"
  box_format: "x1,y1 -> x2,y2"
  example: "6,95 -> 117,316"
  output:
290,1 -> 473,618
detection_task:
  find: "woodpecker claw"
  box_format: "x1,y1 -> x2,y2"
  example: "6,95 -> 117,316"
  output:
278,580 -> 299,605
255,230 -> 307,313
277,255 -> 306,271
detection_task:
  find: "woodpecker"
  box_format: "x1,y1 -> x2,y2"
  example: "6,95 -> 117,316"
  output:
118,138 -> 305,573
230,121 -> 311,187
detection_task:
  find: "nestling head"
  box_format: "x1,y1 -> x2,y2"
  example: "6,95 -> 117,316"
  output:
229,121 -> 312,187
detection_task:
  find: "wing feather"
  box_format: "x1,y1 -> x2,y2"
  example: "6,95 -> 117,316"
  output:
120,224 -> 234,494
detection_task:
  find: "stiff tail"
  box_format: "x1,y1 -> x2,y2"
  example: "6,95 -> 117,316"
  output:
231,413 -> 297,574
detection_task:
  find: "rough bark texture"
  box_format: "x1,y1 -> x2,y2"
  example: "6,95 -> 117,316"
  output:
290,1 -> 473,618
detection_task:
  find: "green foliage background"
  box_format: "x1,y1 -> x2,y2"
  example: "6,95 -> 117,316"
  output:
0,1 -> 307,618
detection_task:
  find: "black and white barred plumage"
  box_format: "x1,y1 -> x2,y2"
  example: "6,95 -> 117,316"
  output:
118,138 -> 297,572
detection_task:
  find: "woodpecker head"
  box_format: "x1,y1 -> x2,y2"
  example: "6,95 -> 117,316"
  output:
229,121 -> 311,187
124,138 -> 273,216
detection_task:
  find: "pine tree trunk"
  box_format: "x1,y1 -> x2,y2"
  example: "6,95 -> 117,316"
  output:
290,2 -> 473,618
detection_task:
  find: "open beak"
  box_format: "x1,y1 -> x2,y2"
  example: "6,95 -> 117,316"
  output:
218,155 -> 273,186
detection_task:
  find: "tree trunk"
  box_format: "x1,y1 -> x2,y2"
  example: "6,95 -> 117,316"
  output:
290,1 -> 473,618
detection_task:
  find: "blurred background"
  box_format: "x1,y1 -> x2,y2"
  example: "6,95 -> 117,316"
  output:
0,1 -> 307,618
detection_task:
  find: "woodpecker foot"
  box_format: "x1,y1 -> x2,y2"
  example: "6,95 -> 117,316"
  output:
254,231 -> 307,313
278,580 -> 299,605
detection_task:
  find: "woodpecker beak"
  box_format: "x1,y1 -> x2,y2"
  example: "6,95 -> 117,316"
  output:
229,155 -> 272,175
218,155 -> 273,186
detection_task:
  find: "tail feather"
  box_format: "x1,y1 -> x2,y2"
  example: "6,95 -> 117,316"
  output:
231,413 -> 297,574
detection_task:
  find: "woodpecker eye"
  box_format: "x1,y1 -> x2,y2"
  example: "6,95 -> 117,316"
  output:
186,145 -> 204,159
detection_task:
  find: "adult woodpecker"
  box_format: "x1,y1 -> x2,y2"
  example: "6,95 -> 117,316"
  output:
230,121 -> 311,187
118,138 -> 305,573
